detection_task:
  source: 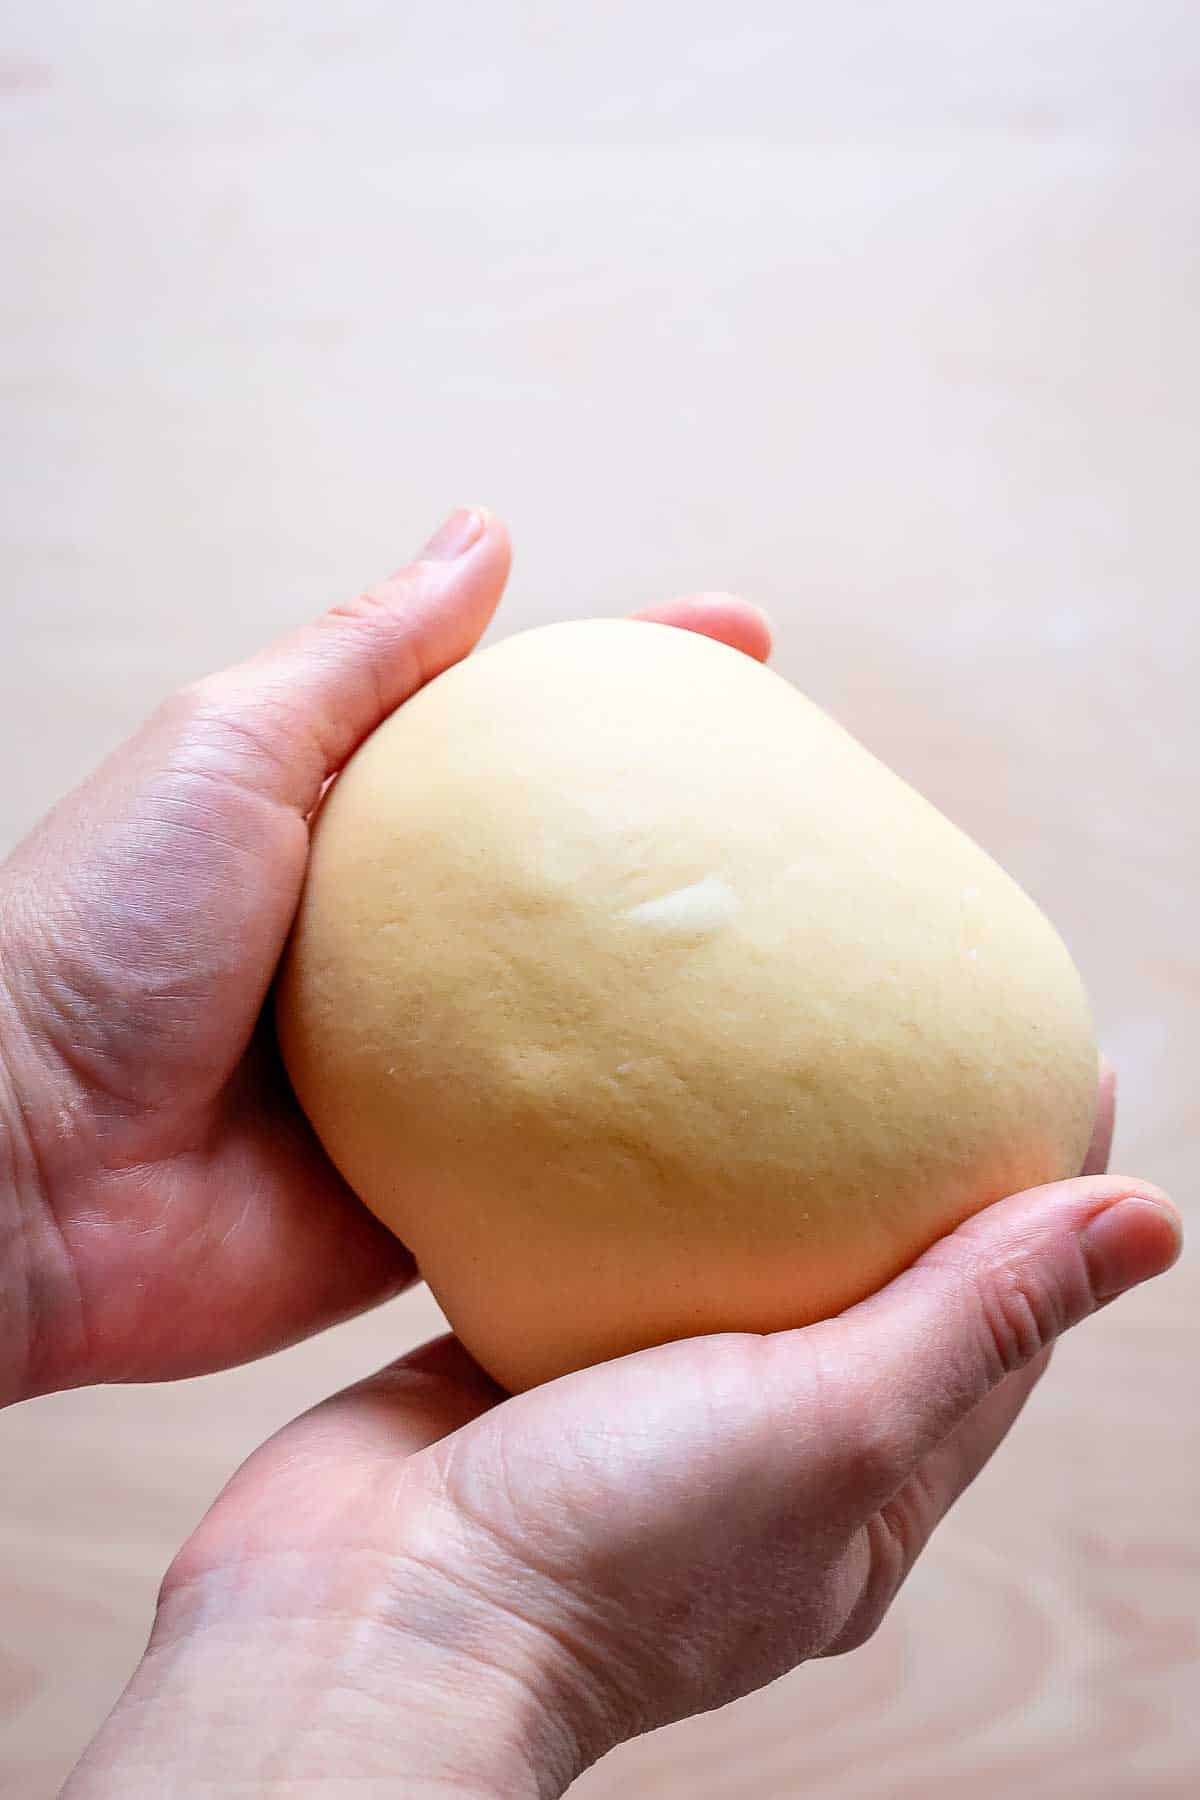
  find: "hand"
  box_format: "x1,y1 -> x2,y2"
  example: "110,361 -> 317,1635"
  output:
65,1078 -> 1180,1799
0,508 -> 772,1402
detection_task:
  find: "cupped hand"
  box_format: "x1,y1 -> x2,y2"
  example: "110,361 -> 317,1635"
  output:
66,1076 -> 1180,1799
0,509 -> 771,1400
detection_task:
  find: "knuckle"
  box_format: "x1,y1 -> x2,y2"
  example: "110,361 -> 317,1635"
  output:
835,1529 -> 904,1655
823,1505 -> 921,1661
826,1611 -> 880,1656
158,674 -> 265,751
318,582 -> 426,715
161,677 -> 278,767
850,1418 -> 910,1507
156,677 -> 214,733
821,1375 -> 911,1509
919,1227 -> 1087,1385
149,677 -> 313,812
973,1256 -> 1069,1381
875,1467 -> 938,1579
323,569 -> 426,646
325,580 -> 409,626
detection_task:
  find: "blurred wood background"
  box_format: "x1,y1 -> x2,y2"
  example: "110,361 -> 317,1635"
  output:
1,4 -> 1197,1794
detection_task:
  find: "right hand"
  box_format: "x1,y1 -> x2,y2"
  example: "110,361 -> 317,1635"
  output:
67,1072 -> 1182,1798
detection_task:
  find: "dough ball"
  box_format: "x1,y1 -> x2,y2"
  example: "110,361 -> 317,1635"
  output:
277,620 -> 1096,1391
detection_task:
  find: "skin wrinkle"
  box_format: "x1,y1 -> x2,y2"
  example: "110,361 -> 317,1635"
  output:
0,947 -> 90,1396
832,1511 -> 912,1657
172,687 -> 330,812
317,599 -> 412,750
8,893 -> 214,1121
403,1449 -> 637,1744
370,1554 -> 600,1794
136,1619 -> 544,1797
823,1353 -> 1051,1661
975,1257 -> 1061,1375
132,788 -> 284,868
689,1376 -> 881,1667
300,569 -> 477,791
3,757 -> 299,1132
918,1216 -> 1096,1402
798,1331 -> 912,1520
2,891 -> 110,1087
0,1021 -> 43,1399
157,1539 -> 592,1799
420,1345 -> 867,1733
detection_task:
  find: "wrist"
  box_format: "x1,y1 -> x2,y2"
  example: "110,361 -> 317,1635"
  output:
65,1535 -> 610,1799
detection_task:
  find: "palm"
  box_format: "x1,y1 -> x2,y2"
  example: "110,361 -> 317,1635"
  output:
72,1040 -> 1176,1792
164,1237 -> 1076,1753
159,1084 -> 1132,1767
1,514 -> 771,1390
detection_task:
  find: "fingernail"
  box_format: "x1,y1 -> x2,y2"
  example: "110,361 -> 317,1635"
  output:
1079,1195 -> 1183,1300
419,507 -> 487,562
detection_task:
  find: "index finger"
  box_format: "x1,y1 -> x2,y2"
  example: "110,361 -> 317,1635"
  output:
1081,1055 -> 1117,1176
632,591 -> 772,662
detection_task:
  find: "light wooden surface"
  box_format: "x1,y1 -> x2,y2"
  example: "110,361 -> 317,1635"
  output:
2,5 -> 1197,1795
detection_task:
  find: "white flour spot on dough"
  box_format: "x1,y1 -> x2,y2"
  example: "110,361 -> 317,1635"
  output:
623,874 -> 740,934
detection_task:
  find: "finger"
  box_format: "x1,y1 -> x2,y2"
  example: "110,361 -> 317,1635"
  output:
632,591 -> 772,662
183,508 -> 512,817
1081,1054 -> 1117,1176
823,1349 -> 1053,1657
819,1175 -> 1181,1503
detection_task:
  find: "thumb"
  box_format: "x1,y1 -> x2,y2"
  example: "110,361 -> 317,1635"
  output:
826,1174 -> 1182,1485
182,507 -> 511,816
0,509 -> 510,1106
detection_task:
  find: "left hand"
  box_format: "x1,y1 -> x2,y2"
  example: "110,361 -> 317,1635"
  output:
0,507 -> 771,1401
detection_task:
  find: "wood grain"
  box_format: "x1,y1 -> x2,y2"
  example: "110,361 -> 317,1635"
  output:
1,4 -> 1197,1794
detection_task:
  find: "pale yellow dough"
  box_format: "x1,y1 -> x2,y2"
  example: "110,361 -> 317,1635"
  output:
277,620 -> 1097,1391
